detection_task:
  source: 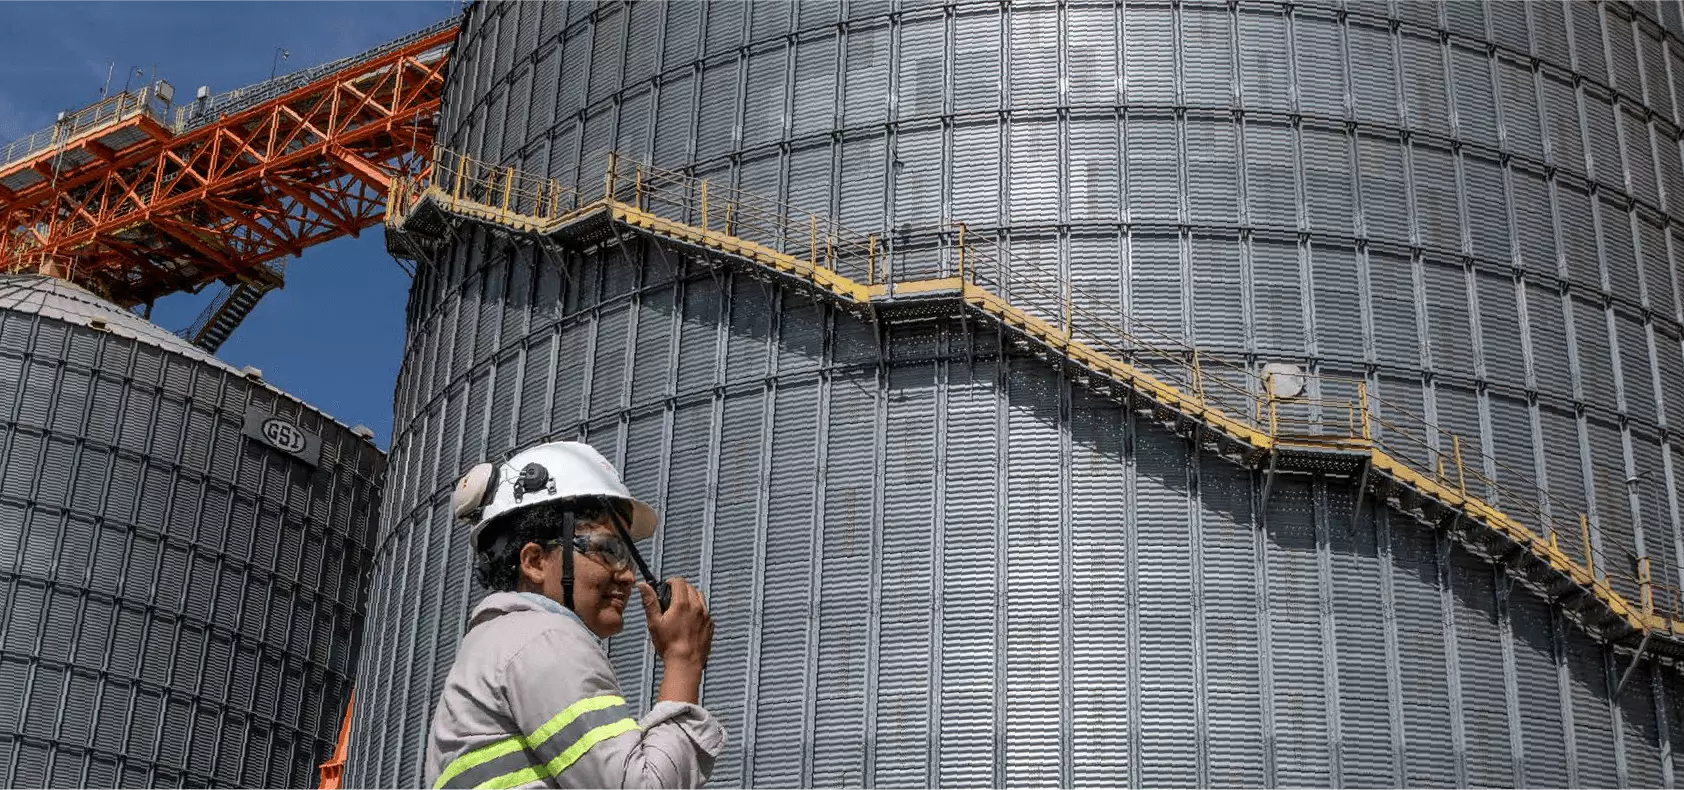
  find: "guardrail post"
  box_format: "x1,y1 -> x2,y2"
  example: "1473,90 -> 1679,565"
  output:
957,222 -> 967,281
868,235 -> 878,284
1063,280 -> 1073,337
1451,435 -> 1468,498
1191,350 -> 1205,402
604,152 -> 619,200
1264,373 -> 1279,436
502,167 -> 514,219
1357,380 -> 1371,440
635,165 -> 645,210
700,181 -> 709,230
453,153 -> 466,209
1581,514 -> 1595,578
810,214 -> 819,267
1640,556 -> 1655,614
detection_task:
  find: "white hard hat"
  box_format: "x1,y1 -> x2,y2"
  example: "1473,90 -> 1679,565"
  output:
451,441 -> 658,552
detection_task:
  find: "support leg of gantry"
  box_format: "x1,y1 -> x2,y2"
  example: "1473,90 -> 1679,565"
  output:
1352,456 -> 1372,527
1615,629 -> 1653,696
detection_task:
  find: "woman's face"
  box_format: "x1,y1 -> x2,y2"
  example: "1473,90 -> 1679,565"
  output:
526,522 -> 637,638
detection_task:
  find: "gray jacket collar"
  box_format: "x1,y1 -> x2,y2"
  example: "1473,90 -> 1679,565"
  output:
467,590 -> 587,631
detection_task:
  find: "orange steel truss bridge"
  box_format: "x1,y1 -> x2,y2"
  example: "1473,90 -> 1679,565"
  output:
0,19 -> 458,352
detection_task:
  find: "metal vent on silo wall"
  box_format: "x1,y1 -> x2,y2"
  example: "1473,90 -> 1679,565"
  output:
350,1 -> 1684,786
0,275 -> 386,787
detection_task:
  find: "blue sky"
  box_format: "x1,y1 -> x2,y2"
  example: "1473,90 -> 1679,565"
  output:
1,1 -> 462,449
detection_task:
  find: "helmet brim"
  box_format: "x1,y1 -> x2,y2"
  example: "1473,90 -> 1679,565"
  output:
626,498 -> 658,543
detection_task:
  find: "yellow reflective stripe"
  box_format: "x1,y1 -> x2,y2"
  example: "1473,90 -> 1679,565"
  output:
526,694 -> 625,746
434,736 -> 525,789
543,718 -> 641,777
476,719 -> 640,789
475,765 -> 543,790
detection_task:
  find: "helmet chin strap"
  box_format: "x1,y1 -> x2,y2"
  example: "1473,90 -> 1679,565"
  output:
560,510 -> 576,612
608,507 -> 671,612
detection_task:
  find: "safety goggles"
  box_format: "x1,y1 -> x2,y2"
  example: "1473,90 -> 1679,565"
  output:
553,531 -> 634,572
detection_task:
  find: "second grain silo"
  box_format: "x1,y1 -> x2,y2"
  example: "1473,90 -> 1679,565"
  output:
0,274 -> 385,787
353,0 -> 1684,786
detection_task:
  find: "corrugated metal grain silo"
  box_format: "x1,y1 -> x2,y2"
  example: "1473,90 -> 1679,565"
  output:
0,275 -> 385,787
352,0 -> 1684,785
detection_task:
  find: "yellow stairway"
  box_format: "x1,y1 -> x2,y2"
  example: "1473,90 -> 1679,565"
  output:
386,148 -> 1684,658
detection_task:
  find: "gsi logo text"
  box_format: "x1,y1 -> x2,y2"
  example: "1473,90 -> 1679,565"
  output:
262,417 -> 308,454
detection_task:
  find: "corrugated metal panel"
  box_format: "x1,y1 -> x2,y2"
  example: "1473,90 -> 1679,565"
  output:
1568,641 -> 1621,787
838,133 -> 885,231
1328,490 -> 1396,787
940,357 -> 1002,786
1638,219 -> 1675,318
1182,4 -> 1233,108
791,36 -> 838,138
1253,234 -> 1307,353
1584,93 -> 1624,188
1264,477 -> 1331,786
1576,297 -> 1619,407
1246,120 -> 1297,229
1067,5 -> 1117,106
1452,45 -> 1500,147
1128,231 -> 1184,336
1349,20 -> 1399,127
1126,114 -> 1180,223
1571,2 -> 1609,85
1009,119 -> 1059,225
953,8 -> 1001,114
810,367 -> 872,788
1010,7 -> 1058,108
1476,271 -> 1526,384
1602,205 -> 1644,301
1392,526 -> 1457,786
894,125 -> 943,228
1311,241 -> 1363,360
648,78 -> 691,166
1302,125 -> 1354,235
1422,258 -> 1476,377
1499,57 -> 1545,163
742,48 -> 786,150
1198,457 -> 1263,787
1124,4 -> 1175,105
1510,166 -> 1557,276
951,121 -> 1000,226
1641,27 -> 1673,120
1185,116 -> 1238,224
1412,144 -> 1462,255
844,25 -> 889,127
1543,74 -> 1587,174
1295,10 -> 1347,117
1190,234 -> 1245,347
1133,420 -> 1199,786
587,6 -> 624,105
1451,553 -> 1513,787
1401,33 -> 1451,137
1463,155 -> 1511,262
872,360 -> 937,786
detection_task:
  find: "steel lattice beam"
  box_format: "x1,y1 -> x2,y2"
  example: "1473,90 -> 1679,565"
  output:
0,24 -> 455,308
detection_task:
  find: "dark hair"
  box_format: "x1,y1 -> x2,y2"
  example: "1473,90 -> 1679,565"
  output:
473,497 -> 623,591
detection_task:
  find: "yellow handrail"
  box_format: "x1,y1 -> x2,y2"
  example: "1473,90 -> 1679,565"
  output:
382,146 -> 1682,644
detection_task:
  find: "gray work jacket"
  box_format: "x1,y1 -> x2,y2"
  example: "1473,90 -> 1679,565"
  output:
423,592 -> 726,789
